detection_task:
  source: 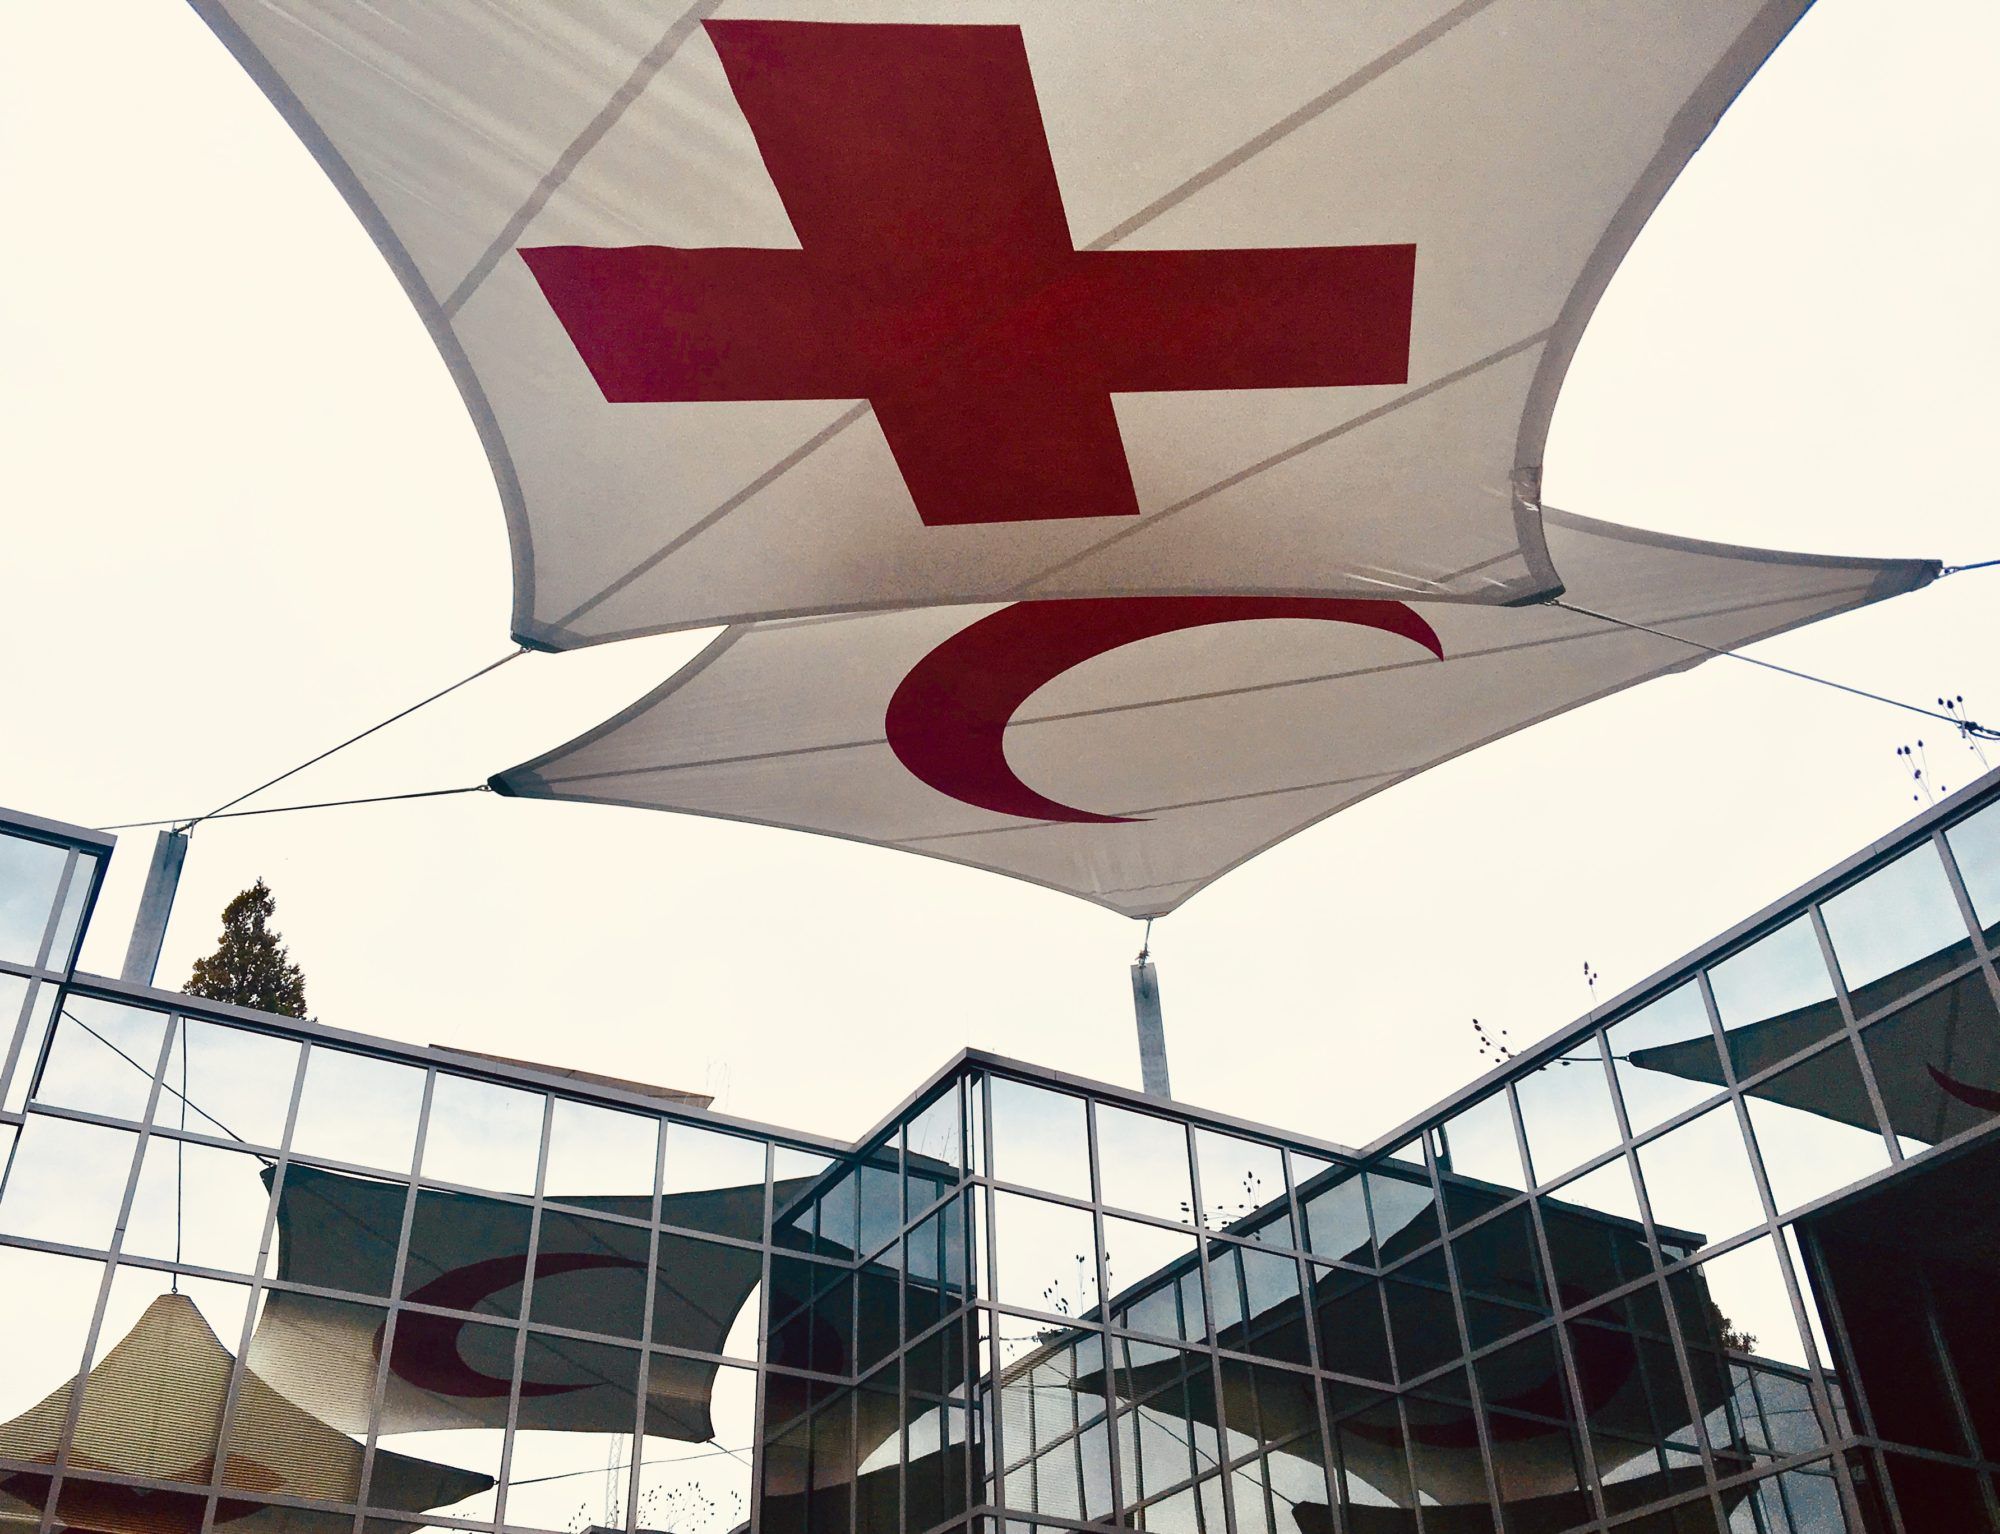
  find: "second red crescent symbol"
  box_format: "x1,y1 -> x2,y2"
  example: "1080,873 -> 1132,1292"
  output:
886,597 -> 1444,823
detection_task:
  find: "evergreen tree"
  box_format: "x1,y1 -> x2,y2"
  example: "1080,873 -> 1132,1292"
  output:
185,878 -> 309,1018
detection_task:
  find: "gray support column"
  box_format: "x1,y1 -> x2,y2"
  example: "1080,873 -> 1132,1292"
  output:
121,828 -> 189,985
1130,958 -> 1172,1099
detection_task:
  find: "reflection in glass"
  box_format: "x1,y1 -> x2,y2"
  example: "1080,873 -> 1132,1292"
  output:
1096,1102 -> 1193,1224
1740,1047 -> 1890,1214
1609,984 -> 1724,1136
1548,1153 -> 1643,1223
1708,918 -> 1840,1075
1310,1267 -> 1389,1384
168,1018 -> 300,1149
1859,971 -> 2000,1153
532,1210 -> 651,1339
1689,1238 -> 1807,1371
1102,1215 -> 1201,1342
1636,1106 -> 1765,1256
992,1190 -> 1097,1318
124,1137 -> 274,1275
1539,1171 -> 1655,1312
83,1266 -> 249,1481
855,1146 -> 900,1261
33,996 -> 165,1121
1450,1205 -> 1547,1348
1194,1129 -> 1288,1243
289,1046 -> 424,1174
1208,1242 -> 1307,1367
1326,1387 -> 1412,1518
1435,1090 -> 1524,1206
905,1083 -> 963,1216
0,982 -> 55,1114
1365,1165 -> 1440,1263
1821,843 -> 1973,1012
546,1095 -> 659,1202
1299,1169 -> 1372,1267
402,1185 -> 531,1315
0,833 -> 66,965
0,1114 -> 137,1248
988,1077 -> 1090,1199
502,1336 -> 645,1530
665,1121 -> 768,1198
269,1162 -> 406,1298
1945,799 -> 2000,942
1513,1041 -> 1622,1186
45,854 -> 94,973
633,1360 -> 757,1534
1384,1273 -> 1459,1383
420,1072 -> 543,1194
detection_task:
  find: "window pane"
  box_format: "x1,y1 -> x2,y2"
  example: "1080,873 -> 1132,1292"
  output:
1708,918 -> 1840,1075
545,1096 -> 658,1202
1945,798 -> 2000,942
1194,1130 -> 1289,1243
271,1162 -> 405,1297
855,1148 -> 900,1260
1609,985 -> 1725,1137
1689,1237 -> 1808,1370
0,1115 -> 137,1249
1822,844 -> 1973,1012
401,1185 -> 532,1315
988,1077 -> 1090,1199
235,1289 -> 398,1490
1636,1107 -> 1764,1256
1300,1168 -> 1372,1267
45,854 -> 95,973
124,1137 -> 274,1275
1434,1091 -> 1524,1210
34,996 -> 166,1121
289,1046 -> 423,1174
1095,1102 -> 1192,1224
1514,1043 -> 1622,1185
0,834 -> 67,965
170,1019 -> 299,1149
1,982 -> 55,1113
1861,972 -> 2000,1152
503,1337 -> 644,1529
80,1266 -> 249,1485
905,1082 -> 963,1215
531,1210 -> 650,1339
661,1121 -> 769,1239
1364,1166 -> 1440,1261
1741,1047 -> 1889,1215
1102,1215 -> 1199,1342
635,1360 -> 756,1534
420,1072 -> 543,1194
992,1190 -> 1097,1318
1312,1269 -> 1390,1383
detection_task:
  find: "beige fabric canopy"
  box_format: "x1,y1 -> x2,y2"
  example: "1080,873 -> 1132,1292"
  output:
495,513 -> 1934,916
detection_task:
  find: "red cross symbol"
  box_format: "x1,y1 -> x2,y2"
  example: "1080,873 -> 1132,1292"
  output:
522,21 -> 1416,526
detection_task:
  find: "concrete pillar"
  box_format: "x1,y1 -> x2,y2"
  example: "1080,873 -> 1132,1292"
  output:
121,829 -> 189,986
1131,958 -> 1171,1100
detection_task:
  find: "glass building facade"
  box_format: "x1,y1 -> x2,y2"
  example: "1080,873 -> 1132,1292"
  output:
3,770 -> 2000,1534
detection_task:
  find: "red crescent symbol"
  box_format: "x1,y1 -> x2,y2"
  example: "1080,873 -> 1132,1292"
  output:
1927,1062 -> 2000,1113
382,1252 -> 644,1398
885,596 -> 1443,823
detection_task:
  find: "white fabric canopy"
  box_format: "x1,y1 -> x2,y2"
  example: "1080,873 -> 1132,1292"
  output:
494,513 -> 1935,917
195,0 -> 1807,644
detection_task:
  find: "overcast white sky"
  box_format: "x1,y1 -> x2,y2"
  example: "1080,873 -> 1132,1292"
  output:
3,0 -> 1996,1151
